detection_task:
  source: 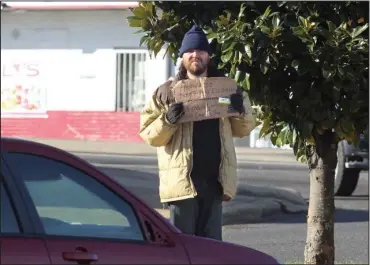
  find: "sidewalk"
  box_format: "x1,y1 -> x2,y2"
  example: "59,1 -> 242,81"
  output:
101,167 -> 308,224
22,137 -> 300,164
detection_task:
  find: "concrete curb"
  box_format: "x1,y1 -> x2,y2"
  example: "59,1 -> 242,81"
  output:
93,158 -> 308,224
156,189 -> 308,224
153,185 -> 308,224
222,185 -> 308,225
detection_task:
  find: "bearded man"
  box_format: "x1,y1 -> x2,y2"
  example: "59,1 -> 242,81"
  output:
139,25 -> 256,241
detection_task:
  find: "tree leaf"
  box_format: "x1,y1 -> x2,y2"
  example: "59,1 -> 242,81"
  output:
127,16 -> 143,28
272,14 -> 280,29
238,51 -> 243,63
235,70 -> 246,83
262,6 -> 272,19
269,11 -> 280,18
224,42 -> 237,52
276,125 -> 289,147
260,56 -> 269,74
144,2 -> 154,16
270,132 -> 278,145
327,21 -> 337,32
242,73 -> 251,91
297,153 -> 307,163
133,29 -> 145,34
133,6 -> 147,19
292,60 -> 300,70
260,25 -> 271,34
238,3 -> 247,19
244,45 -> 252,58
153,41 -> 164,57
139,35 -> 149,46
141,19 -> 150,30
298,16 -> 306,28
207,31 -> 218,41
351,23 -> 369,38
221,51 -> 234,63
230,64 -> 237,76
259,118 -> 272,138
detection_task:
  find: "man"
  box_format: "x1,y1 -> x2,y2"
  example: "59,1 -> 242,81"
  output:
139,25 -> 256,240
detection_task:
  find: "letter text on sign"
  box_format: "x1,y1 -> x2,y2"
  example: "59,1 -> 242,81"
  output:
172,77 -> 242,123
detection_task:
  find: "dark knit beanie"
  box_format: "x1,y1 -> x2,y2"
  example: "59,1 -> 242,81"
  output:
179,25 -> 211,57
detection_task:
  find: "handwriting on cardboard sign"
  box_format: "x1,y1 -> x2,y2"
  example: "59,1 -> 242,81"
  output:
172,77 -> 237,103
178,98 -> 239,123
171,77 -> 240,123
203,78 -> 237,98
172,79 -> 204,102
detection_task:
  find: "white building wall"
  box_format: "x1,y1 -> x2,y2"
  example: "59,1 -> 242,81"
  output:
1,10 -> 168,112
1,9 -> 288,149
1,10 -> 144,50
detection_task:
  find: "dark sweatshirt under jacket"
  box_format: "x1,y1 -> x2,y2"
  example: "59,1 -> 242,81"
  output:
175,67 -> 225,198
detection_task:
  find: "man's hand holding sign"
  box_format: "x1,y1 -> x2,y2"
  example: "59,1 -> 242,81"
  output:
169,76 -> 247,124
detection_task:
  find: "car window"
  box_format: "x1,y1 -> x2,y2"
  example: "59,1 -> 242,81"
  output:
1,181 -> 21,234
5,153 -> 144,241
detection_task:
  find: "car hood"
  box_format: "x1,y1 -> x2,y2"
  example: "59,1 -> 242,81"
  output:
178,234 -> 280,264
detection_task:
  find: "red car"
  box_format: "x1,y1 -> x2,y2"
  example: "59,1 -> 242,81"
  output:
0,137 -> 281,264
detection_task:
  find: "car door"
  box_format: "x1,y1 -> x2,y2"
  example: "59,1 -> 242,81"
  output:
2,151 -> 190,264
1,160 -> 51,265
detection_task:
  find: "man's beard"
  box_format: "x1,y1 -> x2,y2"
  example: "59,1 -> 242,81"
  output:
183,59 -> 208,76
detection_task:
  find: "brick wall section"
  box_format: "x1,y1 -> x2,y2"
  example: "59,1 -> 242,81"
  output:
1,111 -> 142,142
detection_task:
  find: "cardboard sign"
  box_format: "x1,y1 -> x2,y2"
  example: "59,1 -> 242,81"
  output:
171,77 -> 240,123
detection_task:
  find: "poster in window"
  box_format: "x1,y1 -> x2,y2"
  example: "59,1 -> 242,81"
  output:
1,62 -> 47,117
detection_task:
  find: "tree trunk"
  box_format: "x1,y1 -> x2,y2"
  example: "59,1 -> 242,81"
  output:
304,131 -> 337,264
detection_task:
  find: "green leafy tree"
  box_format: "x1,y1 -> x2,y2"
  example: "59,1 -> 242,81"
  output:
127,1 -> 369,264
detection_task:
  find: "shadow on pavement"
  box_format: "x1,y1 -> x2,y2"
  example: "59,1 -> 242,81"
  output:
260,208 -> 369,224
98,167 -> 368,225
98,167 -> 163,210
335,195 -> 369,201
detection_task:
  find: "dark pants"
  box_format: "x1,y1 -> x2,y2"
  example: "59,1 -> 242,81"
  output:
167,196 -> 223,241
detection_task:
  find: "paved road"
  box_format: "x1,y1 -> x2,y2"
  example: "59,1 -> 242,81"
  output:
76,153 -> 369,264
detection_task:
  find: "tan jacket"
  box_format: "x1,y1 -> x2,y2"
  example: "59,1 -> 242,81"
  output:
139,80 -> 257,203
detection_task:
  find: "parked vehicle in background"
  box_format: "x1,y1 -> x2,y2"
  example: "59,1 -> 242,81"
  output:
0,137 -> 282,265
335,135 -> 369,196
